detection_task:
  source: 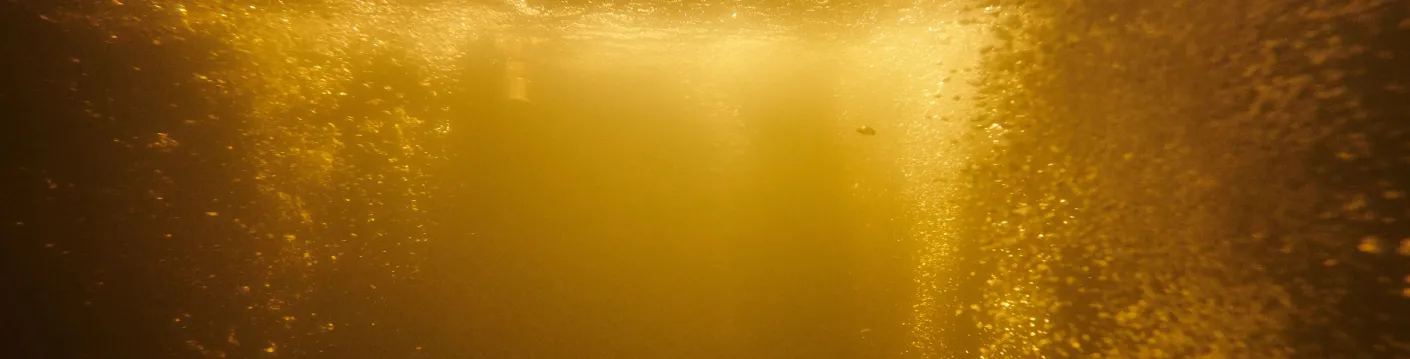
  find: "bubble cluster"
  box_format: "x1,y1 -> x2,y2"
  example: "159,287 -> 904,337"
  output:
944,0 -> 1410,357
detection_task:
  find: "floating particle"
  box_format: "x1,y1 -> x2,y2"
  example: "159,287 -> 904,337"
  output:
856,126 -> 877,135
147,132 -> 179,150
1359,237 -> 1382,254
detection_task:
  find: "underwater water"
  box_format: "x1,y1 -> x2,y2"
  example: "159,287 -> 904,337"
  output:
2,0 -> 1408,358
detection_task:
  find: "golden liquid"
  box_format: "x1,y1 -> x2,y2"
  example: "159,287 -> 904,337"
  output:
10,0 -> 1409,358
